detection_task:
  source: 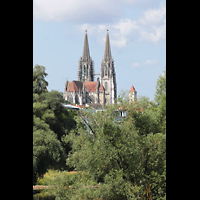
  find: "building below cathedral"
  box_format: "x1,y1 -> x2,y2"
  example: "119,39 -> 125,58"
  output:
63,30 -> 136,106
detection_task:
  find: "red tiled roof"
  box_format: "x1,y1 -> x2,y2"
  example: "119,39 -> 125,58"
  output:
77,105 -> 85,108
129,85 -> 136,92
67,81 -> 83,92
99,84 -> 104,91
84,81 -> 98,92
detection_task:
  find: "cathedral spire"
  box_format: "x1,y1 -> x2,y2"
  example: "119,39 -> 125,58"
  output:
82,30 -> 90,62
78,30 -> 94,82
104,30 -> 112,61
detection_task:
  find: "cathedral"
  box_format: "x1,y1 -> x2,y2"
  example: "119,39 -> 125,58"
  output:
63,30 -> 117,106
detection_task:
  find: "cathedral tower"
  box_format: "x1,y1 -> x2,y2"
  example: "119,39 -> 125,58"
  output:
78,30 -> 94,82
100,30 -> 117,104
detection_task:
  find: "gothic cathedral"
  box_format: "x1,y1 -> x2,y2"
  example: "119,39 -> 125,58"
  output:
63,30 -> 117,106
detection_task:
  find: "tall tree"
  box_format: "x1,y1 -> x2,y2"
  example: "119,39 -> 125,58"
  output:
155,70 -> 166,133
33,64 -> 48,95
33,65 -> 76,184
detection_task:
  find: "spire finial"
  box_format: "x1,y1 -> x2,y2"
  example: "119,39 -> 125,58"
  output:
85,30 -> 87,33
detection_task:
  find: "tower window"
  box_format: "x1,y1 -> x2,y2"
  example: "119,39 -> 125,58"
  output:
105,82 -> 108,91
105,66 -> 107,75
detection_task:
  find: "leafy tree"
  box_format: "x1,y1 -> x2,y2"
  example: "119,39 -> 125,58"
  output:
127,96 -> 159,136
33,127 -> 63,185
38,70 -> 166,199
56,103 -> 166,199
33,65 -> 76,184
33,64 -> 48,94
155,70 -> 166,133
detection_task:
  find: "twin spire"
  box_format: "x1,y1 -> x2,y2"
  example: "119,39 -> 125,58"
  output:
82,30 -> 112,62
78,30 -> 114,83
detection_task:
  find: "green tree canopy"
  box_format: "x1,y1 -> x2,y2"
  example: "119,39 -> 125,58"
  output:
33,65 -> 76,184
34,68 -> 166,199
57,92 -> 166,199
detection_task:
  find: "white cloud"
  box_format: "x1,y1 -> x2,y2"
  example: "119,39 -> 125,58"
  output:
112,5 -> 166,45
79,19 -> 138,48
138,5 -> 166,42
139,21 -> 166,42
33,0 -> 121,23
34,0 -> 166,47
112,19 -> 139,36
111,19 -> 139,48
33,0 -> 161,23
139,6 -> 166,25
132,59 -> 157,68
79,5 -> 166,48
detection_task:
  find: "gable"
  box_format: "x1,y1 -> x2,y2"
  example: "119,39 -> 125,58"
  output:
84,81 -> 98,92
67,81 -> 83,92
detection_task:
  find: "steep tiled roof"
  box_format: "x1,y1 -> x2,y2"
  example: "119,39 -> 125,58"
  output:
67,81 -> 83,92
99,84 -> 105,90
84,81 -> 98,92
129,85 -> 136,92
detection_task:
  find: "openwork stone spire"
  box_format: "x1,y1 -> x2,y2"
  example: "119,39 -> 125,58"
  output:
100,30 -> 117,104
104,30 -> 112,61
78,30 -> 94,82
82,30 -> 90,62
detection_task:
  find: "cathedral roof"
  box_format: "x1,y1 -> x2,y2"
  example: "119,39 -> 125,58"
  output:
67,81 -> 83,92
99,84 -> 105,90
129,85 -> 136,92
84,81 -> 98,92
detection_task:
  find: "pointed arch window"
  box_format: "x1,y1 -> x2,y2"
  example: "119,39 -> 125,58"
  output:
105,82 -> 108,91
105,65 -> 107,75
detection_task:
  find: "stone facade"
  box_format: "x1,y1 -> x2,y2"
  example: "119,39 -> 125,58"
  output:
100,31 -> 117,104
64,30 -> 117,105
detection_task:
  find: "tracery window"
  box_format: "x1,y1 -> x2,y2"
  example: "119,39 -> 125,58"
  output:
105,82 -> 108,91
105,65 -> 107,75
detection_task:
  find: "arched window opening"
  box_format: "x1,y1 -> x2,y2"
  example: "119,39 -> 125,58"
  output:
105,82 -> 108,91
105,66 -> 107,75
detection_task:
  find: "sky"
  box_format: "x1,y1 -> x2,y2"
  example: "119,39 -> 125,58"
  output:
33,0 -> 166,101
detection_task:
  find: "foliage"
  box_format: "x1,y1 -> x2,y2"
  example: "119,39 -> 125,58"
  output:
33,67 -> 166,199
52,99 -> 166,199
155,70 -> 166,133
33,65 -> 77,184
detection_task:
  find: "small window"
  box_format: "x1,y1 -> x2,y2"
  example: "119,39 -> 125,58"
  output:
105,66 -> 107,75
105,82 -> 108,91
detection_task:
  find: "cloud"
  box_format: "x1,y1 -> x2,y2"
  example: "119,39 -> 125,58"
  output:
79,20 -> 138,48
33,0 -> 161,23
111,19 -> 139,48
139,6 -> 166,25
139,21 -> 166,42
79,4 -> 166,48
138,5 -> 166,42
34,0 -> 166,47
132,59 -> 158,68
33,0 -> 121,23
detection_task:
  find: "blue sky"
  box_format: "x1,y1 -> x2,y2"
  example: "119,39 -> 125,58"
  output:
33,0 -> 166,101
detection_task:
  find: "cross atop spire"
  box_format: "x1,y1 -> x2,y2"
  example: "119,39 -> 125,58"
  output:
104,30 -> 112,61
82,30 -> 90,62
